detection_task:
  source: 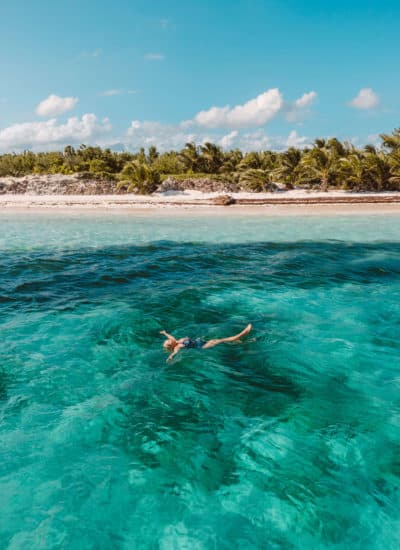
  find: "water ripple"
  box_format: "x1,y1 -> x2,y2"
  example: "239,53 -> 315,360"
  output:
1,223 -> 400,548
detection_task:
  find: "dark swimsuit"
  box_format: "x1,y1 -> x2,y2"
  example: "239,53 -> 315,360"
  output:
182,338 -> 206,349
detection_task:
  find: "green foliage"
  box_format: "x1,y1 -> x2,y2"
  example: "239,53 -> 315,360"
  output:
153,152 -> 185,175
178,142 -> 201,172
273,148 -> 302,189
298,143 -> 340,191
200,142 -> 224,173
239,169 -> 274,192
0,151 -> 36,176
339,153 -> 366,190
1,128 -> 400,193
380,128 -> 400,151
117,161 -> 160,194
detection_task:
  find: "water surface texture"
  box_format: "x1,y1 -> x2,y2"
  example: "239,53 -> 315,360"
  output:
1,213 -> 400,549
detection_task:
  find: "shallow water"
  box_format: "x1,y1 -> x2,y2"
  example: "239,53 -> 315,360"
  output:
1,212 -> 400,549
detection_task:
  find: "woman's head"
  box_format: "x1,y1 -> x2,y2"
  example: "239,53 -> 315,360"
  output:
163,339 -> 176,351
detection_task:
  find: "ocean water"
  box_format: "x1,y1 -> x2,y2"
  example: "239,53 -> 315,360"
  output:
0,212 -> 399,549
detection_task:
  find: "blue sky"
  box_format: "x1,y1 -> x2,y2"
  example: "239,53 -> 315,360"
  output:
0,0 -> 399,151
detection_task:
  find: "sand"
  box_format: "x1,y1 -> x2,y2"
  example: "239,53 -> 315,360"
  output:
1,190 -> 400,216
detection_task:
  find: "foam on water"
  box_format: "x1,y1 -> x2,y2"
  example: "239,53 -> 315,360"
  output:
0,213 -> 400,548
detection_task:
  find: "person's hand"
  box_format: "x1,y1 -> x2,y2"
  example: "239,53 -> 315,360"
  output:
160,330 -> 166,335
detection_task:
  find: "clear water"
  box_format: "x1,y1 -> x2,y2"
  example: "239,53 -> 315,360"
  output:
1,212 -> 399,549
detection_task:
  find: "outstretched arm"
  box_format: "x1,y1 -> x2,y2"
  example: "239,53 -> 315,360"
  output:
167,344 -> 184,362
160,329 -> 176,340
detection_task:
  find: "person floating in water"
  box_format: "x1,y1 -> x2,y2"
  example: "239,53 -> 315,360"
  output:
160,323 -> 252,362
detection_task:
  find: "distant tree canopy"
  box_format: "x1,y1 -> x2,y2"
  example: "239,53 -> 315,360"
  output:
0,129 -> 400,193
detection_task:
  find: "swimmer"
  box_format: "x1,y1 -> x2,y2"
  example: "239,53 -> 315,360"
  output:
160,323 -> 252,362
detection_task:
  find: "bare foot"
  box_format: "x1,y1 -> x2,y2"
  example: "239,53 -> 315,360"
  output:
240,323 -> 252,337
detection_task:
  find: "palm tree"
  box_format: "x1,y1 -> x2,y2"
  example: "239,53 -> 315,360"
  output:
298,147 -> 339,191
380,128 -> 400,151
200,142 -> 224,173
339,152 -> 366,190
326,137 -> 347,158
238,152 -> 263,171
178,142 -> 200,172
117,160 -> 160,194
379,130 -> 400,189
388,151 -> 400,188
364,149 -> 392,191
273,147 -> 302,189
147,146 -> 159,164
260,151 -> 278,171
239,169 -> 275,192
219,149 -> 243,173
314,138 -> 327,149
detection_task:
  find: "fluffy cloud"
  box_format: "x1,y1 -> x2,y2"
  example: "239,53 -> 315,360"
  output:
219,130 -> 239,149
232,129 -> 309,151
293,91 -> 317,109
349,88 -> 379,110
285,129 -> 309,148
1,87 -> 316,152
36,94 -> 78,117
194,88 -> 283,129
127,120 -> 201,150
125,120 -> 309,152
123,89 -> 314,149
285,91 -> 317,122
0,114 -> 111,151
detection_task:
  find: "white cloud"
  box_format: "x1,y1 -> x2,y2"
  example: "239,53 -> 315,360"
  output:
294,91 -> 317,109
349,88 -> 379,110
100,89 -> 137,97
1,87 -> 316,152
234,129 -> 310,151
285,91 -> 317,122
144,53 -> 165,60
125,120 -> 309,152
235,129 -> 273,150
36,94 -> 78,117
0,114 -> 111,151
285,130 -> 309,148
126,120 -> 199,150
193,88 -> 283,129
219,130 -> 239,149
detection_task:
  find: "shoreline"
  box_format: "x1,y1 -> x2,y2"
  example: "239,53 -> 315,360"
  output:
1,191 -> 400,216
1,193 -> 400,217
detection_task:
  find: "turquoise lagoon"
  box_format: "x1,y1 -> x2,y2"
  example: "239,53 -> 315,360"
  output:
0,212 -> 399,549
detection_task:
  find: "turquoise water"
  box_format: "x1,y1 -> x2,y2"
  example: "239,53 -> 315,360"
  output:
1,212 -> 399,549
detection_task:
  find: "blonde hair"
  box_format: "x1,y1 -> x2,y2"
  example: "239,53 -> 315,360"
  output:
163,339 -> 176,351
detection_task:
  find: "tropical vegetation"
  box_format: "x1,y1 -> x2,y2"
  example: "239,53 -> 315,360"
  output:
0,129 -> 399,194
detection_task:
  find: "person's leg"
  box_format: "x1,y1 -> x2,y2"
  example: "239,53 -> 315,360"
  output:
202,323 -> 252,349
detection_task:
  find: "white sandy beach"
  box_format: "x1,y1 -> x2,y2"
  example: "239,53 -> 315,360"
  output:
1,189 -> 400,216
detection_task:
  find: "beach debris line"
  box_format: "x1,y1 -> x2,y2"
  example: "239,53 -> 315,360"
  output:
212,195 -> 236,206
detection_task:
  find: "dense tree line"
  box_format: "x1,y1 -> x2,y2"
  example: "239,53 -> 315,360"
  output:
0,129 -> 399,193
